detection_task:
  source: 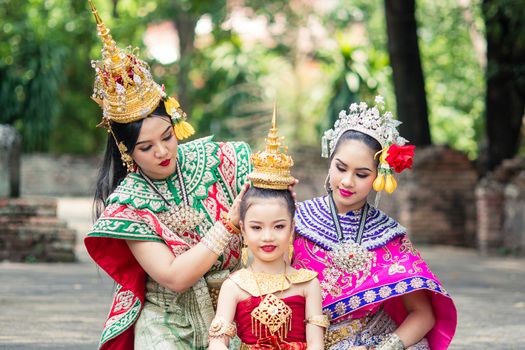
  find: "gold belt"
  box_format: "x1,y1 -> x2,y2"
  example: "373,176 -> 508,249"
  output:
324,318 -> 367,348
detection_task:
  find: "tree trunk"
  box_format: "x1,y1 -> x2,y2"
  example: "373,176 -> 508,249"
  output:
482,0 -> 525,172
384,0 -> 431,146
172,12 -> 197,112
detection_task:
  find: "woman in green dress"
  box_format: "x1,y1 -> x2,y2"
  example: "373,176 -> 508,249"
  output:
84,2 -> 251,349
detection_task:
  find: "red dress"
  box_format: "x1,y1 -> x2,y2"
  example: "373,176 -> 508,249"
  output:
235,295 -> 308,349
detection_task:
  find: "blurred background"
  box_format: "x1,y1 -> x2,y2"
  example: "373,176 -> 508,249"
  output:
3,0 -> 523,164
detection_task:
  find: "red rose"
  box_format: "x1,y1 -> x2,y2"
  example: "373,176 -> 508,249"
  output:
385,144 -> 416,173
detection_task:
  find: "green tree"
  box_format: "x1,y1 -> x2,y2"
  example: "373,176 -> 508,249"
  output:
482,0 -> 525,171
417,0 -> 485,159
385,0 -> 431,146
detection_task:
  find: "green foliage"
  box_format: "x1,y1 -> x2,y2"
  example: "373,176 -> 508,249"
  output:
0,0 -> 490,158
0,0 -> 67,151
417,0 -> 485,158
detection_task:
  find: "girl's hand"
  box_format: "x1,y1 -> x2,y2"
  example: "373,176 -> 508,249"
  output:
228,183 -> 249,227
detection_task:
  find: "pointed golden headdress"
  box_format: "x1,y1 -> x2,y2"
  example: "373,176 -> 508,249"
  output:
88,0 -> 194,140
248,105 -> 296,190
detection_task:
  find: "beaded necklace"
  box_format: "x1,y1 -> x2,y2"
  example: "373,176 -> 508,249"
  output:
139,163 -> 205,235
321,192 -> 375,297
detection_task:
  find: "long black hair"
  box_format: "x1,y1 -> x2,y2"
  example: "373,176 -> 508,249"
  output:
93,103 -> 170,219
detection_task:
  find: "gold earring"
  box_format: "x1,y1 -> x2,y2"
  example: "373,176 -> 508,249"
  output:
324,174 -> 331,193
241,242 -> 249,267
287,234 -> 294,263
118,142 -> 135,172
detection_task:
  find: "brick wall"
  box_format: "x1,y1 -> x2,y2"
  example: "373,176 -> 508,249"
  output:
0,197 -> 76,262
379,146 -> 477,246
21,154 -> 101,196
476,157 -> 525,255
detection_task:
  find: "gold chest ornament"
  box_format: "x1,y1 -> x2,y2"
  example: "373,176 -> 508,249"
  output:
140,165 -> 205,238
157,203 -> 205,237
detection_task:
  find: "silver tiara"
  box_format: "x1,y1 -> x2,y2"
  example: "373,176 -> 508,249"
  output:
321,96 -> 408,158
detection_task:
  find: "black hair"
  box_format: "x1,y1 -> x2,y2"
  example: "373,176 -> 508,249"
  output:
330,130 -> 382,165
93,103 -> 171,219
239,187 -> 295,222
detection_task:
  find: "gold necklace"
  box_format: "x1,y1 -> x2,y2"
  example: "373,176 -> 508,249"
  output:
250,262 -> 293,340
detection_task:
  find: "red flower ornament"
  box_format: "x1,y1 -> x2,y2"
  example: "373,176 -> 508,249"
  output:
385,144 -> 416,173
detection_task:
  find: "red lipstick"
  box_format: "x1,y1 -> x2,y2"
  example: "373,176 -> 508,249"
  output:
339,188 -> 354,197
260,245 -> 277,253
159,159 -> 171,167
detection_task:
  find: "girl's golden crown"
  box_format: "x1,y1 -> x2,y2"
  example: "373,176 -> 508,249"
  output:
248,106 -> 295,190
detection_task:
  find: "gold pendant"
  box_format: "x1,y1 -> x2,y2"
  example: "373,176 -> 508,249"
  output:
329,240 -> 374,275
251,293 -> 292,338
322,241 -> 376,297
158,203 -> 205,236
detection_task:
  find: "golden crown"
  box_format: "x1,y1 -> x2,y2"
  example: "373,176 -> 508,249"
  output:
89,0 -> 166,127
248,106 -> 296,190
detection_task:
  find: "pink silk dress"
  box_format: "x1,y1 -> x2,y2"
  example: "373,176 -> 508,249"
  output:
292,196 -> 457,349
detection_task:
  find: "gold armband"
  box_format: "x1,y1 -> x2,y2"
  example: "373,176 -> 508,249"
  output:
208,317 -> 237,339
375,333 -> 405,350
306,314 -> 330,328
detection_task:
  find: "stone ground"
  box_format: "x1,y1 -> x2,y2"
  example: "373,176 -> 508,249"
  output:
0,197 -> 524,349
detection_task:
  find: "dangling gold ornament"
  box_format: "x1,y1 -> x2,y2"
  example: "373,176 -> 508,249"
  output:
251,293 -> 292,339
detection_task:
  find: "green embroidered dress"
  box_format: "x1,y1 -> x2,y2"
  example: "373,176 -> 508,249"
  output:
85,137 -> 251,350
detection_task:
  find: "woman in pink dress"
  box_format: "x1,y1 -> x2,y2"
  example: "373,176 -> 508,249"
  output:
292,97 -> 457,350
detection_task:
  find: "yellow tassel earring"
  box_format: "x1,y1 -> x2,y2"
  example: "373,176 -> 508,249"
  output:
164,96 -> 195,140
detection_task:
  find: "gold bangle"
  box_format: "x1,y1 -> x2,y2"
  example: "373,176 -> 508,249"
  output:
208,317 -> 237,339
375,333 -> 405,350
220,211 -> 241,235
306,314 -> 330,328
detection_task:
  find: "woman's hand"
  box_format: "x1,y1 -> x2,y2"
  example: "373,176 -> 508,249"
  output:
228,183 -> 249,227
288,178 -> 299,202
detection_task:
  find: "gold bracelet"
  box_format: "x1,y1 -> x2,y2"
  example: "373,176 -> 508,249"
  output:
306,314 -> 330,328
375,333 -> 405,350
220,211 -> 241,235
201,221 -> 232,256
208,317 -> 237,339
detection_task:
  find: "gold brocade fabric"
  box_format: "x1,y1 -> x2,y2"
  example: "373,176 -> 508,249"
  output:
229,268 -> 318,296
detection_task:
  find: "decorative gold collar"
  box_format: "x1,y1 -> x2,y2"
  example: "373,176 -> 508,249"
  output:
229,268 -> 317,296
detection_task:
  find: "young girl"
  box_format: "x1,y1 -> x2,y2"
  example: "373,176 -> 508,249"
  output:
209,116 -> 327,350
293,97 -> 457,350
